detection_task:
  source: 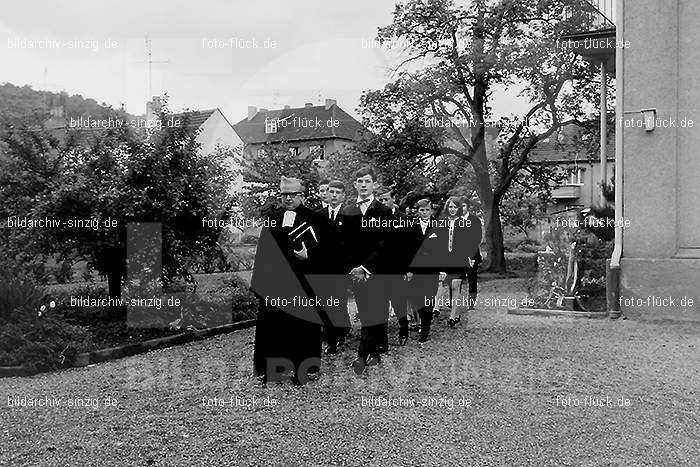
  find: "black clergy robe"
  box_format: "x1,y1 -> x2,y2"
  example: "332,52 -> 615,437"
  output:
251,204 -> 329,383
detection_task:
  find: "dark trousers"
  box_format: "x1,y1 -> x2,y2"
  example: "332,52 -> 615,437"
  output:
407,273 -> 435,336
465,266 -> 478,294
352,277 -> 387,360
322,274 -> 351,344
387,274 -> 408,321
384,274 -> 409,346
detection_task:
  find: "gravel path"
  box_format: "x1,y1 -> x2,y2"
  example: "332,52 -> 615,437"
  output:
2,278 -> 699,466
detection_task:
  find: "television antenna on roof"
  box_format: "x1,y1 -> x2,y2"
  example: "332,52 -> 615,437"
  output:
136,34 -> 170,98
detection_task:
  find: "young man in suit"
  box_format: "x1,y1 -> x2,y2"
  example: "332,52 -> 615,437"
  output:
318,179 -> 330,211
318,180 -> 351,354
340,166 -> 393,375
405,198 -> 440,342
378,185 -> 410,347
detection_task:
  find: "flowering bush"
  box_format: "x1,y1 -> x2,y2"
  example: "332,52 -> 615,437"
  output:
0,294 -> 93,370
0,269 -> 93,370
0,317 -> 93,370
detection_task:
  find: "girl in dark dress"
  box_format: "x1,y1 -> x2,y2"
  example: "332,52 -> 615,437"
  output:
433,197 -> 482,327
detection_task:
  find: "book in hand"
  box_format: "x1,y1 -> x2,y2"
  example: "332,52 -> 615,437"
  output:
288,221 -> 318,252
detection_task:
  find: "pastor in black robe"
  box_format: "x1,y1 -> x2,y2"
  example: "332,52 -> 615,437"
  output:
250,204 -> 329,384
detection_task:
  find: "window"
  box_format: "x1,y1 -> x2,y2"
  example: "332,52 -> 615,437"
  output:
310,144 -> 325,160
289,146 -> 299,157
264,117 -> 277,134
568,168 -> 583,185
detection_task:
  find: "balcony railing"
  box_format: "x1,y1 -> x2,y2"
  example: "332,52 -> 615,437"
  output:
552,185 -> 582,200
563,0 -> 615,35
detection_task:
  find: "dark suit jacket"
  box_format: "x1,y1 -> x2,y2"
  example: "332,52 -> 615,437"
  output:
385,207 -> 412,274
405,218 -> 440,273
339,198 -> 392,275
319,204 -> 346,274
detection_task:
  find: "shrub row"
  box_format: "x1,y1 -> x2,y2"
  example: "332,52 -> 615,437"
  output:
1,269 -> 258,371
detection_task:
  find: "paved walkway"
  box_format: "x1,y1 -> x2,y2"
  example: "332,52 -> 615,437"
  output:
2,278 -> 699,466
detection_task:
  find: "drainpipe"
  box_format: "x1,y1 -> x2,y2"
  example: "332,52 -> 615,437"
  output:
600,60 -> 607,207
607,0 -> 624,319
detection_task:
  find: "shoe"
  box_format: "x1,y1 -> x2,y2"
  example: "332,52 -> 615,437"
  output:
325,344 -> 337,355
408,323 -> 419,332
366,354 -> 381,366
398,329 -> 408,346
418,334 -> 429,343
447,316 -> 461,327
432,308 -> 440,318
352,357 -> 366,375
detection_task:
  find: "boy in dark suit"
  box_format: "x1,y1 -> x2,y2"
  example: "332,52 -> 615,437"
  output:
318,179 -> 330,211
405,198 -> 440,342
378,185 -> 410,347
339,166 -> 393,375
318,180 -> 351,353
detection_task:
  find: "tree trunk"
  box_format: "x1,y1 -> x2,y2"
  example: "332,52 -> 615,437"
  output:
485,202 -> 507,272
472,163 -> 507,273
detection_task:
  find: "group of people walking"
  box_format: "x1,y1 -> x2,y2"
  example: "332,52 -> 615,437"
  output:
251,166 -> 483,384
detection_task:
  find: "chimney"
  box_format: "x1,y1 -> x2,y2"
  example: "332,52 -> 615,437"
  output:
305,102 -> 313,108
247,106 -> 257,120
259,108 -> 268,113
324,99 -> 336,110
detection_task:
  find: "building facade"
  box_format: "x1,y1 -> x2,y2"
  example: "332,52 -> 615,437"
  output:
618,0 -> 700,321
232,99 -> 365,167
530,123 -> 615,216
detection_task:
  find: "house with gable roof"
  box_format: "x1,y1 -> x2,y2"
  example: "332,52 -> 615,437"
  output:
232,98 -> 366,165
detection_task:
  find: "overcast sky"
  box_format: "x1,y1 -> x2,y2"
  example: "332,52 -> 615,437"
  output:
0,0 -> 527,123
